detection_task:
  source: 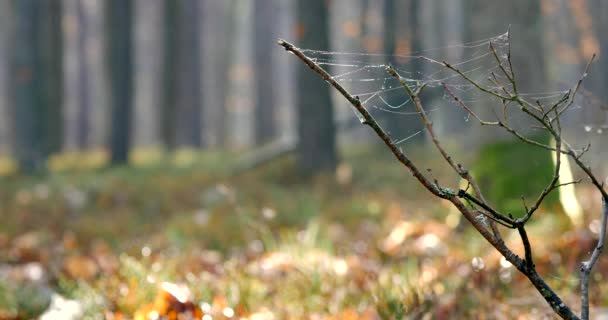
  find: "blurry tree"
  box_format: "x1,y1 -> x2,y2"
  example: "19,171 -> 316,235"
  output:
253,0 -> 277,145
433,0 -> 467,137
64,0 -> 92,150
467,0 -> 546,91
588,0 -> 608,105
162,0 -> 203,148
10,0 -> 63,173
296,0 -> 337,177
106,0 -> 133,164
202,0 -> 232,147
75,0 -> 90,149
161,0 -> 178,150
133,0 -> 163,148
0,0 -> 13,154
175,0 -> 203,147
383,0 -> 425,142
465,0 -> 546,143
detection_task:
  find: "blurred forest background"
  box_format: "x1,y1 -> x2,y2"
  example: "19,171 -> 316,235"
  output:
0,0 -> 606,175
1,0 -> 608,319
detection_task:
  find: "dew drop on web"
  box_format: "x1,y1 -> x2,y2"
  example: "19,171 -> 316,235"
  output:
584,125 -> 592,132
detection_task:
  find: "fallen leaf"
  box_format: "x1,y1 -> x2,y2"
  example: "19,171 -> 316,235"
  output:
63,255 -> 99,280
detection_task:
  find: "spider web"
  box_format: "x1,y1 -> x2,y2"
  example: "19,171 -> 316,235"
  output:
297,31 -> 603,149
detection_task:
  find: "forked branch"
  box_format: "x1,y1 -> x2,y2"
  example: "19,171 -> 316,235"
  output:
278,36 -> 592,319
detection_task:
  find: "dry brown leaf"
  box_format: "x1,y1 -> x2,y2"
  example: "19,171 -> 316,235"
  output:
63,255 -> 99,280
134,282 -> 202,320
11,232 -> 46,262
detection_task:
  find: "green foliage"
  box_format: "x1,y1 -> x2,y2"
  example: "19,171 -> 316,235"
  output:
56,278 -> 107,319
472,136 -> 559,217
0,280 -> 52,319
0,281 -> 18,319
377,298 -> 407,320
0,146 -> 599,318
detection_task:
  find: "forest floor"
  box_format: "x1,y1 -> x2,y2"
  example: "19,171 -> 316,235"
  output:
0,146 -> 606,319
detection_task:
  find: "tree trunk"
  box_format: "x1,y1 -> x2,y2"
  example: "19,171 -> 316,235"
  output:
161,0 -> 178,150
430,0 -> 467,138
465,0 -> 546,145
133,0 -> 163,148
382,0 -> 426,143
83,0 -> 109,149
0,0 -> 13,155
63,0 -> 88,151
106,0 -> 134,165
174,0 -> 203,147
75,0 -> 91,149
296,0 -> 337,177
11,0 -> 63,173
202,0 -> 231,147
253,0 -> 276,145
39,0 -> 64,158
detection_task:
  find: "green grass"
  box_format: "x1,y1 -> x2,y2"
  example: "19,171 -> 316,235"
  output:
0,143 -> 596,319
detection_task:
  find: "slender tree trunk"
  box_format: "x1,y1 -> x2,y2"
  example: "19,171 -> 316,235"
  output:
465,0 -> 546,145
75,0 -> 91,149
11,0 -> 63,173
383,0 -> 425,143
175,0 -> 203,147
63,0 -> 83,151
201,0 -> 231,147
296,0 -> 337,177
253,0 -> 276,145
40,0 -> 64,157
82,0 -> 108,149
161,0 -> 178,150
160,0 -> 206,149
106,0 -> 133,164
0,0 -> 13,155
431,0 -> 467,138
11,0 -> 39,172
383,0 -> 409,140
133,0 -> 163,148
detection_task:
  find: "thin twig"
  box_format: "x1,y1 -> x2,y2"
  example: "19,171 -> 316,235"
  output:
506,26 -> 517,94
442,83 -> 492,124
581,196 -> 608,320
520,117 -> 562,223
556,54 -> 596,121
458,190 -> 516,227
517,225 -> 534,269
489,41 -> 518,95
388,67 -> 501,238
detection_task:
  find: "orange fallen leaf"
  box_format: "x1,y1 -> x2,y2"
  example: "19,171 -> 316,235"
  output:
63,255 -> 99,280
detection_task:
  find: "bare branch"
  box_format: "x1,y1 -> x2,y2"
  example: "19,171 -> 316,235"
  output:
388,67 -> 501,238
278,37 -> 581,320
556,54 -> 596,120
442,83 -> 494,124
520,124 -> 562,223
489,41 -> 517,95
517,225 -> 534,270
581,196 -> 608,320
277,39 -> 449,200
458,189 -> 516,227
506,26 -> 517,91
442,61 -> 512,101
